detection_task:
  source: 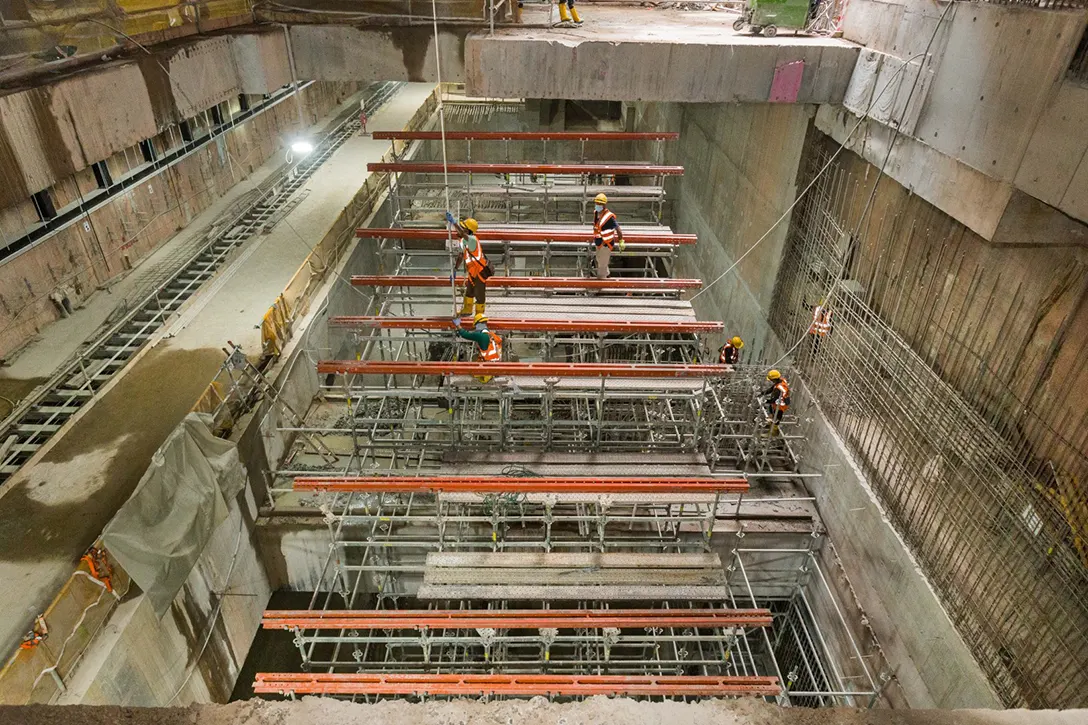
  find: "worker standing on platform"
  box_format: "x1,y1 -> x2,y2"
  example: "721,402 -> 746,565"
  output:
591,193 -> 625,280
556,0 -> 583,26
446,212 -> 493,321
718,336 -> 743,365
760,369 -> 790,433
453,317 -> 503,383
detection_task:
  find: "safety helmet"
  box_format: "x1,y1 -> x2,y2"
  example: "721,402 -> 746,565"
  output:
474,316 -> 489,330
458,218 -> 479,234
766,369 -> 781,381
731,336 -> 744,348
593,193 -> 608,205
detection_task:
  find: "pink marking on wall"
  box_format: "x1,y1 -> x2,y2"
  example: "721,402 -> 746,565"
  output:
769,60 -> 805,103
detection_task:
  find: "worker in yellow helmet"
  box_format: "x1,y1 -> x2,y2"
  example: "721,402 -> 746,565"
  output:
760,369 -> 791,432
591,193 -> 625,280
718,336 -> 744,366
446,212 -> 493,322
556,0 -> 583,27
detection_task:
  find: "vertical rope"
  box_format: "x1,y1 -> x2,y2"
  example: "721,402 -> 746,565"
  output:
430,0 -> 458,312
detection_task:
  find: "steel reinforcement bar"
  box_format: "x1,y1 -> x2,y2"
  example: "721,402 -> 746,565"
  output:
355,227 -> 697,245
293,475 -> 748,494
367,162 -> 685,176
316,361 -> 731,378
350,275 -> 702,290
262,608 -> 772,630
371,132 -> 680,141
253,672 -> 781,697
328,316 -> 723,334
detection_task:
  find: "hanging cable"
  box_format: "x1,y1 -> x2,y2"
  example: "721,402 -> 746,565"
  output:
429,0 -> 458,313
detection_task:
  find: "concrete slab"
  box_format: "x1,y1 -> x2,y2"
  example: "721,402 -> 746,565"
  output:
465,7 -> 860,103
0,84 -> 438,658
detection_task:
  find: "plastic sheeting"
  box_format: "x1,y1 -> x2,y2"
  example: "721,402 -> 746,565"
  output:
102,413 -> 247,617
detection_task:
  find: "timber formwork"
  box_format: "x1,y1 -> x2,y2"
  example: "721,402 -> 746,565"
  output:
258,125 -> 878,706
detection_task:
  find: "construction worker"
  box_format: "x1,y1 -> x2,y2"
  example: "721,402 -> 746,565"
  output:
446,212 -> 492,321
556,0 -> 583,26
760,369 -> 790,428
591,193 -> 625,280
807,298 -> 833,357
718,336 -> 744,365
453,316 -> 503,383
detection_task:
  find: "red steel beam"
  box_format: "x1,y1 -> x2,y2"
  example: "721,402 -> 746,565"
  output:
317,361 -> 730,378
293,475 -> 748,494
367,162 -> 684,176
262,608 -> 772,631
350,275 -> 701,290
253,672 -> 781,697
354,227 -> 697,245
328,316 -> 724,334
371,131 -> 679,141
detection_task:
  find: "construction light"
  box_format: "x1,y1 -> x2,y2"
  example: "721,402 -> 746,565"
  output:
291,139 -> 314,155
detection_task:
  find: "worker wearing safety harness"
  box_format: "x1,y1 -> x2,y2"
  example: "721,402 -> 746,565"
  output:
760,369 -> 790,430
453,316 -> 503,384
718,336 -> 744,365
591,193 -> 625,280
447,213 -> 492,323
556,0 -> 583,26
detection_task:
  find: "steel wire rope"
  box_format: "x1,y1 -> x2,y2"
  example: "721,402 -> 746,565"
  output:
428,0 -> 459,315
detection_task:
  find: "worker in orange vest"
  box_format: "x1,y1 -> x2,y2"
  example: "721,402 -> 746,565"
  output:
760,369 -> 790,431
591,193 -> 625,280
718,336 -> 744,365
807,299 -> 832,357
446,213 -> 493,322
453,316 -> 503,383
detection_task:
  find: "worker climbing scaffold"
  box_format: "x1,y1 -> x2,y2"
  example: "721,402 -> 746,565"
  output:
452,316 -> 504,384
719,336 -> 744,365
760,369 -> 791,435
446,213 -> 494,322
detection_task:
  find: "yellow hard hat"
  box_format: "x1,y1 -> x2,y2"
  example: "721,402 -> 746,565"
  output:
594,193 -> 608,205
731,336 -> 744,348
474,313 -> 488,327
459,218 -> 479,234
766,369 -> 781,381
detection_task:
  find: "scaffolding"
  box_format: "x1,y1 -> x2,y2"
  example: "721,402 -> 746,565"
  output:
256,124 -> 880,707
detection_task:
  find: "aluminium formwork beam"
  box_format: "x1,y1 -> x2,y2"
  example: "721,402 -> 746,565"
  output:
317,361 -> 730,378
350,275 -> 701,291
372,132 -> 680,141
354,227 -> 697,245
261,608 -> 772,631
253,672 -> 781,697
328,316 -> 724,334
293,475 -> 748,494
368,162 -> 685,176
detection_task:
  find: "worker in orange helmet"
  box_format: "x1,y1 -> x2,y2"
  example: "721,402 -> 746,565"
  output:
446,213 -> 493,322
760,369 -> 790,434
452,316 -> 503,384
718,336 -> 744,365
591,193 -> 625,280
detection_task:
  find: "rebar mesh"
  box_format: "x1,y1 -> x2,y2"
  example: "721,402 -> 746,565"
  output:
771,141 -> 1088,708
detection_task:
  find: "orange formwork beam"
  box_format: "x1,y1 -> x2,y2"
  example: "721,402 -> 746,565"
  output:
293,475 -> 748,494
253,672 -> 781,697
354,227 -> 697,245
350,275 -> 702,290
317,361 -> 730,378
262,608 -> 773,631
367,162 -> 684,176
371,131 -> 680,141
327,316 -> 724,334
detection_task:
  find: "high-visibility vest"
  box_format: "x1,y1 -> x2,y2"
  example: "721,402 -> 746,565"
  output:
463,237 -> 488,280
594,209 -> 618,249
478,331 -> 502,362
719,343 -> 738,365
808,305 -> 832,336
772,378 -> 791,412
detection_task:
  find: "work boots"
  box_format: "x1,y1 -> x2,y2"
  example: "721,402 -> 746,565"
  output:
557,3 -> 571,24
460,297 -> 474,317
570,6 -> 583,24
474,303 -> 487,322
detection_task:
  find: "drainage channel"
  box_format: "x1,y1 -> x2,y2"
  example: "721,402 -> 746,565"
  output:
0,81 -> 405,484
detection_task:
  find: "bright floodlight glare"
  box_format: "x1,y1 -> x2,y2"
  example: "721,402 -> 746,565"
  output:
291,140 -> 314,155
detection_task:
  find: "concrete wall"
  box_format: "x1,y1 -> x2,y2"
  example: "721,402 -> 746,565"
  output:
629,101 -> 810,360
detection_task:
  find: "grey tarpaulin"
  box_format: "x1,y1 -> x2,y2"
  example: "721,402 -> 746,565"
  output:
102,412 -> 248,616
